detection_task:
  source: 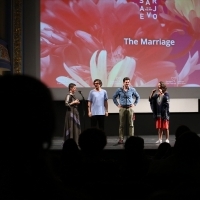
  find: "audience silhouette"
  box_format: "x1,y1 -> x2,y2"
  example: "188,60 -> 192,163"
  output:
174,124 -> 190,140
143,130 -> 200,199
77,128 -> 118,199
153,142 -> 172,160
59,138 -> 82,189
120,136 -> 151,181
0,74 -> 90,199
1,76 -> 199,200
116,136 -> 152,199
78,127 -> 107,158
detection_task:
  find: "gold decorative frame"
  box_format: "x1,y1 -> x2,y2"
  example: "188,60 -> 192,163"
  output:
12,0 -> 22,74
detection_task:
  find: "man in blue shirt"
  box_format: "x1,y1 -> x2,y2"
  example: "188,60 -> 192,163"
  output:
88,79 -> 108,130
113,77 -> 140,144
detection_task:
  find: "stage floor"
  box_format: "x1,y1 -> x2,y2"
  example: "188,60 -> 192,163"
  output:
50,135 -> 175,150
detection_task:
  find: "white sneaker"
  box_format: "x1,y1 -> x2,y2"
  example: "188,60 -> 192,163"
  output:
165,139 -> 169,143
156,139 -> 162,144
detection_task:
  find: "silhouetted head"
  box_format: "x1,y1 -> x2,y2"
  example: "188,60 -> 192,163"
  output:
175,125 -> 190,140
157,142 -> 171,153
174,131 -> 200,156
62,138 -> 79,153
154,142 -> 171,159
0,74 -> 55,153
78,128 -> 107,155
124,136 -> 144,152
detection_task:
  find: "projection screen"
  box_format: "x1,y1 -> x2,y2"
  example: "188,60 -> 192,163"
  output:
23,0 -> 200,102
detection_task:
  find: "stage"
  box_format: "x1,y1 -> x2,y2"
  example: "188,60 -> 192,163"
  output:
50,135 -> 175,150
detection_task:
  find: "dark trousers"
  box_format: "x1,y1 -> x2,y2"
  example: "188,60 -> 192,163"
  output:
91,115 -> 105,130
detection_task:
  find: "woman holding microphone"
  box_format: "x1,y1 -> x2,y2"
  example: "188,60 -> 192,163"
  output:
149,81 -> 170,144
64,83 -> 81,145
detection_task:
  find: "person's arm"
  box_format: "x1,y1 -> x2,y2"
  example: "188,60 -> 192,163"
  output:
87,91 -> 92,117
162,93 -> 170,120
163,92 -> 170,107
149,89 -> 157,100
88,101 -> 92,117
65,94 -> 70,106
113,89 -> 120,107
104,100 -> 108,116
149,89 -> 157,112
133,89 -> 140,106
66,95 -> 79,106
104,90 -> 108,116
71,99 -> 80,105
164,91 -> 170,100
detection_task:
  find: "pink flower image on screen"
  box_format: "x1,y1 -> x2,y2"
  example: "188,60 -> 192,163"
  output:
40,0 -> 200,88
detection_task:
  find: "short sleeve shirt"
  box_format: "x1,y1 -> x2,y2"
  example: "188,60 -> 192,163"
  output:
88,89 -> 108,115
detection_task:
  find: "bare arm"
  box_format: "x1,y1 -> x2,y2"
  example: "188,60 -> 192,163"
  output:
104,101 -> 108,112
88,101 -> 92,117
104,100 -> 108,116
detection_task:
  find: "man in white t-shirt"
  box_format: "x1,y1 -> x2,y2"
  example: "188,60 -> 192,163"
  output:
88,79 -> 108,130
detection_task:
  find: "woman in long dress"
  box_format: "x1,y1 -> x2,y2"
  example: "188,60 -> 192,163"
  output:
64,83 -> 81,145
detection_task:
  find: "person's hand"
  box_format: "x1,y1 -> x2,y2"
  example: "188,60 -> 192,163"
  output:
105,111 -> 108,117
118,105 -> 121,108
88,111 -> 92,117
75,99 -> 80,104
152,89 -> 156,93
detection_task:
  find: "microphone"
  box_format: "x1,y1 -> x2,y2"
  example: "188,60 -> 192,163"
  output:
78,90 -> 85,100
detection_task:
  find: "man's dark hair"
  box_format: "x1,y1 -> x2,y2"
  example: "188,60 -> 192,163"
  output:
93,79 -> 102,86
123,77 -> 130,82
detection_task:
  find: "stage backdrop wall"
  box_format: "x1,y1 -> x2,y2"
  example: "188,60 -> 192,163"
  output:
53,100 -> 200,138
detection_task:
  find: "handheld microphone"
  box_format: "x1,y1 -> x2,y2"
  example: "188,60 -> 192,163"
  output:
78,91 -> 82,94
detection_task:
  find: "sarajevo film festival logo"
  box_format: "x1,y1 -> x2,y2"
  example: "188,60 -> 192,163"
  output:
139,0 -> 158,20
